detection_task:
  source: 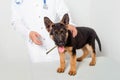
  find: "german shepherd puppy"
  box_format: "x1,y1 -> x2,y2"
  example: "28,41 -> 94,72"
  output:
44,13 -> 101,76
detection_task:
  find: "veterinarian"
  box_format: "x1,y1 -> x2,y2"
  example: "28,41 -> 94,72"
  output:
11,0 -> 77,63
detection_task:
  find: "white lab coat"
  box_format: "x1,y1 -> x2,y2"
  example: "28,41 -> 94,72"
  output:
11,0 -> 74,63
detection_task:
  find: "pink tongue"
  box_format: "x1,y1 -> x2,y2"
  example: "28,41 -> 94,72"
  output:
58,47 -> 65,53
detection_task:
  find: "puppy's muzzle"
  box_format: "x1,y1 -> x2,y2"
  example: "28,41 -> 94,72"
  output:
56,41 -> 65,47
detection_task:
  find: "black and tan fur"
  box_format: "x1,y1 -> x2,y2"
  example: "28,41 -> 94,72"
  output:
44,13 -> 101,76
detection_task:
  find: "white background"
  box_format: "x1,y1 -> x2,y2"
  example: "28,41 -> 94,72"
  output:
0,0 -> 120,64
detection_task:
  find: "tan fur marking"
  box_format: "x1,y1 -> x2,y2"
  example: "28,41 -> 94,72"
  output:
85,44 -> 96,66
60,22 -> 65,25
77,46 -> 89,61
46,23 -> 53,32
69,53 -> 76,75
57,52 -> 65,73
65,47 -> 76,75
90,52 -> 96,66
65,47 -> 73,53
86,44 -> 92,53
65,32 -> 68,42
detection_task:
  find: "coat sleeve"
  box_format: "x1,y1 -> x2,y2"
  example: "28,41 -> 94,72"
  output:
11,0 -> 31,39
56,0 -> 76,26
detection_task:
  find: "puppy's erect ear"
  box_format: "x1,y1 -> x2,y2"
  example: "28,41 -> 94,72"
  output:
44,17 -> 53,32
61,13 -> 69,25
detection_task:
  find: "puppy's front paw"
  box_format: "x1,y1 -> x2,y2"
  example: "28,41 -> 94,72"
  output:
68,70 -> 76,76
57,67 -> 65,73
89,61 -> 96,66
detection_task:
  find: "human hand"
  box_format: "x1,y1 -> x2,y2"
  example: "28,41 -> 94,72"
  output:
29,31 -> 42,45
67,24 -> 77,37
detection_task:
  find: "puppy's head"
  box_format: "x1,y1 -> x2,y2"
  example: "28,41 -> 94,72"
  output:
44,13 -> 69,53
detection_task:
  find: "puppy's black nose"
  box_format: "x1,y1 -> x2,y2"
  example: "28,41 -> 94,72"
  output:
58,42 -> 64,46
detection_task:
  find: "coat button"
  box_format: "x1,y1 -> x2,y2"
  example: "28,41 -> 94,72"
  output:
11,22 -> 14,26
41,27 -> 43,29
38,16 -> 41,18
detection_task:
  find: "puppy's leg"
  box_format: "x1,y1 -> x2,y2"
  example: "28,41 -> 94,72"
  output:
68,52 -> 76,76
57,52 -> 65,73
90,52 -> 96,66
77,46 -> 89,62
86,44 -> 96,66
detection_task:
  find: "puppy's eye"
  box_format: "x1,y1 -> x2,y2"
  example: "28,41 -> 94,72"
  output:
60,30 -> 63,33
54,30 -> 58,34
52,24 -> 55,26
60,29 -> 65,34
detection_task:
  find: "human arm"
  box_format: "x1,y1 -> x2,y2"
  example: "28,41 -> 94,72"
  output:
11,0 -> 41,45
11,0 -> 31,39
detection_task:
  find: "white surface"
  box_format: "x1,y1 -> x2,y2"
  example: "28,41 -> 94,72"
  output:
1,57 -> 120,80
31,57 -> 120,80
